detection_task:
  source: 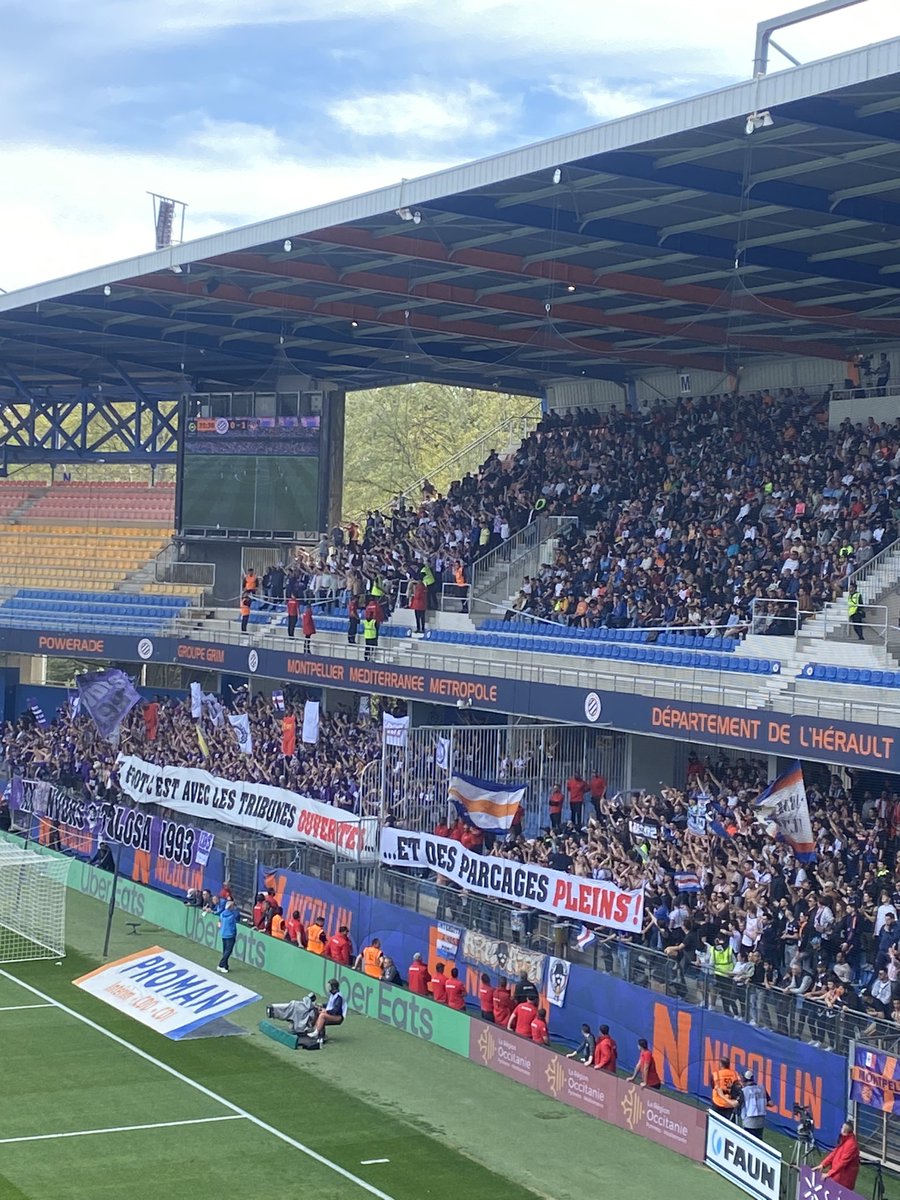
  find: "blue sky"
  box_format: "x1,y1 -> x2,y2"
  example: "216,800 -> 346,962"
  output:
1,0 -> 897,291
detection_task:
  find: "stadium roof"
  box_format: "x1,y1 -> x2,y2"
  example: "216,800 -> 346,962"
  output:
3,36 -> 900,398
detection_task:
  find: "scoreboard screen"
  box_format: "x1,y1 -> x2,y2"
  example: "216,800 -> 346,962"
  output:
180,415 -> 321,531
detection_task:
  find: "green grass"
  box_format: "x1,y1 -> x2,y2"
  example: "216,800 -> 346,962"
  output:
0,888 -> 892,1200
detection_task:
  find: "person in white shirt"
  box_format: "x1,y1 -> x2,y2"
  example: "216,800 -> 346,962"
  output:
875,893 -> 897,936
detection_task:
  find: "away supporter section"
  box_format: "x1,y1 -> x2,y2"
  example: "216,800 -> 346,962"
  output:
380,828 -> 643,932
115,756 -> 377,860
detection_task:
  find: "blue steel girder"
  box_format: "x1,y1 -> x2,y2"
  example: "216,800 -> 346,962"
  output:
421,194 -> 897,291
1,297 -> 652,382
572,149 -> 900,232
0,375 -> 178,464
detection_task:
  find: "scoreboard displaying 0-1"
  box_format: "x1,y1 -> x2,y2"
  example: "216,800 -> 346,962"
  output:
179,414 -> 322,531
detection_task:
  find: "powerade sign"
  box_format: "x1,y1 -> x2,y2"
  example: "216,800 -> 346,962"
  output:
705,1110 -> 782,1200
73,946 -> 260,1039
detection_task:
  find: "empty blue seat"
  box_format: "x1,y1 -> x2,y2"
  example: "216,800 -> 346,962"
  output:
870,671 -> 883,685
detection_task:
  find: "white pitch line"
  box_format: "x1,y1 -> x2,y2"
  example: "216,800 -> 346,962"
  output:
0,1115 -> 244,1145
0,1003 -> 54,1012
361,1159 -> 391,1165
0,969 -> 400,1200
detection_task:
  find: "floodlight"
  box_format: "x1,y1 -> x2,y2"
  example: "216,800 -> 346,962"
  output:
283,239 -> 293,252
745,110 -> 774,135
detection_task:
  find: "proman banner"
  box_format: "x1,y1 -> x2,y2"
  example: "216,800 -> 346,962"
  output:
116,754 -> 377,860
380,827 -> 644,932
73,946 -> 260,1039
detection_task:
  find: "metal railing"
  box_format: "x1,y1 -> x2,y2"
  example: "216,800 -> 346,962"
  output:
468,514 -> 575,606
172,616 -> 900,726
847,535 -> 900,601
153,542 -> 215,591
11,774 -> 900,1066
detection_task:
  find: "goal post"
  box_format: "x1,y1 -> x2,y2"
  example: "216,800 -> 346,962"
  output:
0,843 -> 73,962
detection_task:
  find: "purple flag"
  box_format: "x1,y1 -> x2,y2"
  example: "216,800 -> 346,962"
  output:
77,669 -> 141,741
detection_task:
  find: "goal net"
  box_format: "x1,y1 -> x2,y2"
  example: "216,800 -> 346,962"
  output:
0,843 -> 73,962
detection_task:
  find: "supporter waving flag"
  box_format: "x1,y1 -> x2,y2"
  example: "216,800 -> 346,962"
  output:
449,773 -> 525,834
754,760 -> 816,861
77,669 -> 140,742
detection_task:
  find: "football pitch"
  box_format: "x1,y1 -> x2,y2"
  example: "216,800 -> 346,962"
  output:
0,888 -> 877,1200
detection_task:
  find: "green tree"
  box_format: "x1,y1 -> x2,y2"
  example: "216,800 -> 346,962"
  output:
342,383 -> 537,519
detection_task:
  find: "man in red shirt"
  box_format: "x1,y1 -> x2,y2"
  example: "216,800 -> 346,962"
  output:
508,997 -> 538,1037
429,962 -> 448,1004
566,775 -> 588,828
284,909 -> 306,948
593,1024 -> 618,1072
548,785 -> 564,830
530,1006 -> 549,1045
818,1121 -> 861,1190
478,973 -> 495,1021
589,772 -> 607,821
408,953 -> 431,996
445,967 -> 467,1011
492,977 -> 512,1026
628,1037 -> 661,1089
324,924 -> 352,965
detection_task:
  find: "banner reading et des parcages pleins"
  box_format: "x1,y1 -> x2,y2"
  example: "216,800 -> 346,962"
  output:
380,827 -> 644,933
115,755 -> 377,861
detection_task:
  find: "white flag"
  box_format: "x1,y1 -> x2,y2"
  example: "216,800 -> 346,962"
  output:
302,700 -> 320,745
228,712 -> 253,754
383,713 -> 409,748
190,681 -> 202,720
203,693 -> 224,727
435,736 -> 450,771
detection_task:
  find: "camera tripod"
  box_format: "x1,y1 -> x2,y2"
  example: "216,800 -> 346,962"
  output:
860,1157 -> 886,1200
790,1131 -> 816,1167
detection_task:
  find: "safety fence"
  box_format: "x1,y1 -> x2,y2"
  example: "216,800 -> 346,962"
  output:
8,773 -> 900,1066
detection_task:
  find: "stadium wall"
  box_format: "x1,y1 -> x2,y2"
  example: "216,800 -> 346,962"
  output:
260,863 -> 845,1146
0,830 -> 842,1155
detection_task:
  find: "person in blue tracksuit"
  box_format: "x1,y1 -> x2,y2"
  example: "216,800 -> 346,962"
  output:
217,900 -> 238,974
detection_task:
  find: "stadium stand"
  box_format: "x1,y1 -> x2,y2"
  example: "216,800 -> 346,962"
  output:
264,391 -> 899,650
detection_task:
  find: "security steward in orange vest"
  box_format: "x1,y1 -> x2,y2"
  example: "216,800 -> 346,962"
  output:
354,938 -> 384,978
306,915 -> 327,955
711,1056 -> 742,1121
240,590 -> 252,632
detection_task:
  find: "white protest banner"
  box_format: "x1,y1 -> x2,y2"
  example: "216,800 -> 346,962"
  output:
380,828 -> 644,933
116,755 -> 377,860
383,713 -> 409,747
302,700 -> 320,745
74,946 -> 259,1040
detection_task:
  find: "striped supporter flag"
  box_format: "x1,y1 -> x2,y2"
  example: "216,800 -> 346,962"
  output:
448,773 -> 525,834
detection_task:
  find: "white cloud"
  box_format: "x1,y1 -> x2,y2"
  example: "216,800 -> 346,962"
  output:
547,79 -> 692,123
328,83 -> 514,143
0,123 -> 450,292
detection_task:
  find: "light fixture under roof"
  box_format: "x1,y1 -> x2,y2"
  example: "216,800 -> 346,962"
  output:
283,239 -> 293,252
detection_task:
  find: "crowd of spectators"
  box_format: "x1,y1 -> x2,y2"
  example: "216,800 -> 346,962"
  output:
251,388 -> 900,639
1,689 -> 382,812
4,683 -> 900,1050
441,750 -> 900,1049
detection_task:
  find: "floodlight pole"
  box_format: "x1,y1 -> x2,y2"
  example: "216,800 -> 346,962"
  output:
754,0 -> 868,75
